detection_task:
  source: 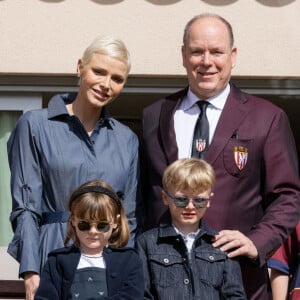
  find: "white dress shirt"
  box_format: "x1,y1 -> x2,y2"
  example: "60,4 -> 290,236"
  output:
173,225 -> 200,259
174,84 -> 230,158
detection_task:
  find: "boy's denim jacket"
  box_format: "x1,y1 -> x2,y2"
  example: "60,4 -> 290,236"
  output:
136,222 -> 246,300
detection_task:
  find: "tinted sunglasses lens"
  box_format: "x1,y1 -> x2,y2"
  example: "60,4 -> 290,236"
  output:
77,221 -> 91,231
173,197 -> 189,208
77,221 -> 111,232
193,198 -> 209,208
97,223 -> 111,232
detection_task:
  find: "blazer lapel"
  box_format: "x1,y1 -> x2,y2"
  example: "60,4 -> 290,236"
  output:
159,88 -> 187,164
205,84 -> 249,165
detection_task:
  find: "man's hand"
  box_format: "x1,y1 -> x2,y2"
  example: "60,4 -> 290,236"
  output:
24,272 -> 40,300
212,230 -> 258,260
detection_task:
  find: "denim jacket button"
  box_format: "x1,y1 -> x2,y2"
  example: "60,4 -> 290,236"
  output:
163,258 -> 169,264
184,278 -> 190,284
208,255 -> 215,261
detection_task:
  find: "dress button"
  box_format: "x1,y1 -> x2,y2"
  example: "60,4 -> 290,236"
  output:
184,278 -> 190,284
163,258 -> 169,264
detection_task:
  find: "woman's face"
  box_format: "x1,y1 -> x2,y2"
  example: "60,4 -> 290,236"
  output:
71,215 -> 119,256
77,53 -> 128,109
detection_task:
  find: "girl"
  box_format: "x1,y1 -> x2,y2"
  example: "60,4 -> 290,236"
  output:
35,180 -> 144,300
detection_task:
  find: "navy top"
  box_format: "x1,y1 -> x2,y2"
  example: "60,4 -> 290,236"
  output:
71,267 -> 108,299
35,246 -> 144,300
7,93 -> 140,276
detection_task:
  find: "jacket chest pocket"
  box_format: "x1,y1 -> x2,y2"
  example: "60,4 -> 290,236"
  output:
223,138 -> 254,177
149,254 -> 187,288
194,251 -> 227,287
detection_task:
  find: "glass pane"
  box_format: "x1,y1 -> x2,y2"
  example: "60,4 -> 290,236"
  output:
0,111 -> 22,246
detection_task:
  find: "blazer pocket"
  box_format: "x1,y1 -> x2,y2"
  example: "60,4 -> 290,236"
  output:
223,138 -> 253,177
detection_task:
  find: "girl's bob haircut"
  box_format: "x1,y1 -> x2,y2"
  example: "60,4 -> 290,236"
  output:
64,180 -> 130,247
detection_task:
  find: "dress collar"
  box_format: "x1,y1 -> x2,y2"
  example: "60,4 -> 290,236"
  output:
47,93 -> 113,125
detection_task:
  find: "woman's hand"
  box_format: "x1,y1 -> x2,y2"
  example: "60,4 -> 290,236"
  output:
24,272 -> 40,300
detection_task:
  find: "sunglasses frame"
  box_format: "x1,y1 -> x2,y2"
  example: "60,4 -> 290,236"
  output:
77,220 -> 112,233
166,191 -> 210,208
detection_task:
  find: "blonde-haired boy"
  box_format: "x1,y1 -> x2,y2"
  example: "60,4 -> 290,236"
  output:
136,158 -> 246,299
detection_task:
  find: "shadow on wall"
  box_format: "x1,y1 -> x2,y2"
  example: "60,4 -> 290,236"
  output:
39,0 -> 124,3
200,0 -> 295,6
38,0 -> 296,6
255,0 -> 295,6
144,0 -> 181,4
143,0 -> 296,6
90,0 -> 124,4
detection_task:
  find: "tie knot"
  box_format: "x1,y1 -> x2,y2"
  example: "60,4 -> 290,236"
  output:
197,101 -> 209,113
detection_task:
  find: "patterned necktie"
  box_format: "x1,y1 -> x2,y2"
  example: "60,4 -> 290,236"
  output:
191,101 -> 210,159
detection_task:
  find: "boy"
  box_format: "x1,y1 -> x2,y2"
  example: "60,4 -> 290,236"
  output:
136,158 -> 246,299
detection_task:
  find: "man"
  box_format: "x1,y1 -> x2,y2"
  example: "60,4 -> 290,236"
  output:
141,13 -> 300,299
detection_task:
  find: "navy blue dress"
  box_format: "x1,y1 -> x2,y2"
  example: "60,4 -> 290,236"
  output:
7,93 -> 140,276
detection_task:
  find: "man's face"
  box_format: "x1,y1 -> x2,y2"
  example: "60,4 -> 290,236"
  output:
182,17 -> 237,99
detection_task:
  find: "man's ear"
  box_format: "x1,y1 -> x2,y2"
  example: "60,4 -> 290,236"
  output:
231,47 -> 237,69
181,45 -> 187,69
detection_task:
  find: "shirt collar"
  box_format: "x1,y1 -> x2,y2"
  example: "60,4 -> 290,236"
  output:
47,93 -> 113,125
181,84 -> 230,112
172,224 -> 200,239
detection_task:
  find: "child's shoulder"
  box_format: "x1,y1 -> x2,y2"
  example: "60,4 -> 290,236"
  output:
138,225 -> 164,238
48,245 -> 79,257
137,224 -> 173,244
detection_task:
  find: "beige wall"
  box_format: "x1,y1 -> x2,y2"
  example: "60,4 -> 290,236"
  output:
0,0 -> 299,77
0,247 -> 20,280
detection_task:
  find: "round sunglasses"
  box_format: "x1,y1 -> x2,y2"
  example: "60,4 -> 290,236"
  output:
166,192 -> 210,208
77,221 -> 112,233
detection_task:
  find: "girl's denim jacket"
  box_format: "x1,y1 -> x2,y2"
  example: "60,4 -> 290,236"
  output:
136,222 -> 246,300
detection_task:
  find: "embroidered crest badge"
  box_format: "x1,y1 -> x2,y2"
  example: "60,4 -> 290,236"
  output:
195,139 -> 206,153
234,146 -> 248,170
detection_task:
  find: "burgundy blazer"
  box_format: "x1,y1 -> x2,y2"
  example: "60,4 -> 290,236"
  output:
141,83 -> 300,300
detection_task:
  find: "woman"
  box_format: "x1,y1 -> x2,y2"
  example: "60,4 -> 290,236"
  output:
7,35 -> 140,300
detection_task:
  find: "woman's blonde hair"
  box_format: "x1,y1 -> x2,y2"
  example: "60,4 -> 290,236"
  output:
81,35 -> 131,74
64,180 -> 130,247
162,158 -> 215,194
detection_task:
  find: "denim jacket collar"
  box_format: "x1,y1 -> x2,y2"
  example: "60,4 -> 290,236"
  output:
158,220 -> 218,241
